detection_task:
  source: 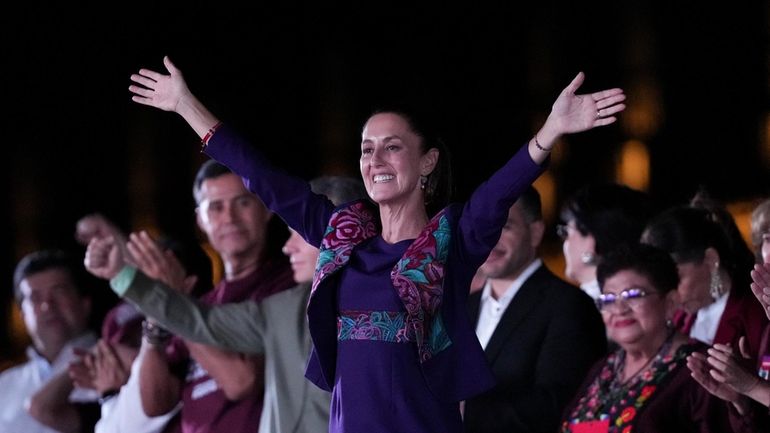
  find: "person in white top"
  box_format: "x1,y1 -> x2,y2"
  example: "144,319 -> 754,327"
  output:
464,186 -> 607,433
0,249 -> 98,433
642,202 -> 768,361
557,183 -> 655,301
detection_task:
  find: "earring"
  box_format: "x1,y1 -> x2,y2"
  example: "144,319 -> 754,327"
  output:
581,251 -> 596,265
709,262 -> 725,299
419,175 -> 428,190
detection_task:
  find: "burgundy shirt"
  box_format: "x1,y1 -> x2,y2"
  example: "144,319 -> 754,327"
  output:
167,257 -> 294,433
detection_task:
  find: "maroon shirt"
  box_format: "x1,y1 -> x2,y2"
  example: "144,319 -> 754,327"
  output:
166,257 -> 294,433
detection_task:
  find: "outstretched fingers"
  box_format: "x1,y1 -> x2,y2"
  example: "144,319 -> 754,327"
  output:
751,263 -> 770,285
596,92 -> 626,109
126,232 -> 162,277
750,264 -> 770,318
596,103 -> 626,118
592,88 -> 624,102
163,56 -> 179,74
564,72 -> 585,94
592,115 -> 619,127
136,68 -> 165,82
130,73 -> 158,89
688,354 -> 716,387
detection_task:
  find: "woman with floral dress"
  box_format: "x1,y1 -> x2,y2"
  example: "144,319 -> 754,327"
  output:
561,244 -> 757,433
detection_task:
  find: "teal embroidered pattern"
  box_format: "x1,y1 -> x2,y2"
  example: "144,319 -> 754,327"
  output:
337,311 -> 413,343
313,202 -> 453,363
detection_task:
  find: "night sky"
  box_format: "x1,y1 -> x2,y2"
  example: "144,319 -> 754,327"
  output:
3,2 -> 769,362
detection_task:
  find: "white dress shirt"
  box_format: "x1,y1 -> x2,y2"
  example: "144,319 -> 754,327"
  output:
0,333 -> 97,433
690,292 -> 729,345
580,279 -> 601,302
475,260 -> 542,349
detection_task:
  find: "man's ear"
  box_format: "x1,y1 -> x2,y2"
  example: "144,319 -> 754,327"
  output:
703,247 -> 720,270
196,208 -> 206,232
530,220 -> 546,249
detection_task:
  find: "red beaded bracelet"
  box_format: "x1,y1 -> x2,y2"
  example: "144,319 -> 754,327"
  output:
201,122 -> 223,148
534,135 -> 553,152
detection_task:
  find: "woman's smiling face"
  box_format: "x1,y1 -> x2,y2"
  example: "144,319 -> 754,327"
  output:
359,112 -> 436,207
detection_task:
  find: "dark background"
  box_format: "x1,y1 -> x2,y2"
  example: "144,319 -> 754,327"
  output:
3,2 -> 769,364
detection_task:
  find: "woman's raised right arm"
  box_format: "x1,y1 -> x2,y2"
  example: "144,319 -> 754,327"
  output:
129,56 -> 220,137
129,57 -> 333,245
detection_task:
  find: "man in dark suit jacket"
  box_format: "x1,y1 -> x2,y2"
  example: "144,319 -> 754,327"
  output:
464,186 -> 607,433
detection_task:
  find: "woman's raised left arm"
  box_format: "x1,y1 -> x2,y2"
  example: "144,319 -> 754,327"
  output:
457,73 -> 626,261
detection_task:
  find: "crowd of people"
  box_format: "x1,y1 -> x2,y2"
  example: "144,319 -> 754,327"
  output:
1,57 -> 769,433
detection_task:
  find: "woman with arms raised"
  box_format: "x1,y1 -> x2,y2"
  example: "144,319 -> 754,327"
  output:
127,57 -> 625,433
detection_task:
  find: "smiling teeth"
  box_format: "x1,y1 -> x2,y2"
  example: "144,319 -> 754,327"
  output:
373,175 -> 394,183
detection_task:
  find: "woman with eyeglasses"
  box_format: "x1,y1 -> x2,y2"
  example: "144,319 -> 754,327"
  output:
557,183 -> 656,301
561,244 -> 757,433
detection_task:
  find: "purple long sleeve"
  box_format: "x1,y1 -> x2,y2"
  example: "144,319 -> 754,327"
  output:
455,144 -> 546,267
204,124 -> 334,247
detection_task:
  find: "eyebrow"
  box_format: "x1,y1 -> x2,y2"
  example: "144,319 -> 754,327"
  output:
361,135 -> 403,145
202,193 -> 256,205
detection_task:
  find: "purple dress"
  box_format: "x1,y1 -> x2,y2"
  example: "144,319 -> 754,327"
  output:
332,236 -> 463,432
205,125 -> 545,433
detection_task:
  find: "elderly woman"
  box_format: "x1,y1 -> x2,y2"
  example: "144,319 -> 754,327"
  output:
558,183 -> 655,300
126,57 -> 625,432
641,205 -> 768,358
561,244 -> 755,433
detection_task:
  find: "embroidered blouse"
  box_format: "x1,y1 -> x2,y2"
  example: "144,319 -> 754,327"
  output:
561,341 -> 757,433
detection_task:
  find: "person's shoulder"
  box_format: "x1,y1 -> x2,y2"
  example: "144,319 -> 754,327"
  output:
729,288 -> 768,318
262,283 -> 311,306
531,266 -> 585,296
0,358 -> 34,383
333,198 -> 372,211
529,267 -> 600,312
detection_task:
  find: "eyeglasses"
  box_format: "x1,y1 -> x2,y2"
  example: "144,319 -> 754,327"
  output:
556,224 -> 569,240
595,287 -> 655,311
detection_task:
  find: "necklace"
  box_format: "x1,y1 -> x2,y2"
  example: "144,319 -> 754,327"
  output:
607,329 -> 675,395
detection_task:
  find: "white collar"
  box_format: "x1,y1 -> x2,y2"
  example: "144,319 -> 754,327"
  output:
26,332 -> 97,377
580,279 -> 602,301
690,292 -> 730,345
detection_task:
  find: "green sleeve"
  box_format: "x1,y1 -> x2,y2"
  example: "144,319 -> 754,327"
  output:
113,269 -> 267,354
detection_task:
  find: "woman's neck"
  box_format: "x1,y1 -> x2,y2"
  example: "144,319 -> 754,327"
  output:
378,201 -> 429,244
622,329 -> 671,381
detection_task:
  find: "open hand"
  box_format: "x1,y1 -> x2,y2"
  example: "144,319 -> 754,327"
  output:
750,262 -> 770,319
687,351 -> 743,403
129,56 -> 191,113
545,72 -> 626,136
127,231 -> 192,293
705,339 -> 761,394
69,340 -> 134,395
